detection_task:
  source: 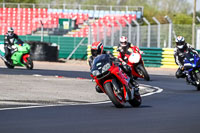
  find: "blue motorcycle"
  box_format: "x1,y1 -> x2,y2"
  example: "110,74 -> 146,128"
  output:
183,52 -> 200,90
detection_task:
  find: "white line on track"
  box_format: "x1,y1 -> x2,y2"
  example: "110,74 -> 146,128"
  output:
0,85 -> 163,111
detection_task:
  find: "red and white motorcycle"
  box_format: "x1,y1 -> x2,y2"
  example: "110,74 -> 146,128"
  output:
118,47 -> 150,81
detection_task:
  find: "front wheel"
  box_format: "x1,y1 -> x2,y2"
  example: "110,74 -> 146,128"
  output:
136,65 -> 150,81
195,72 -> 200,91
4,61 -> 14,69
128,92 -> 142,107
25,57 -> 33,70
104,82 -> 124,108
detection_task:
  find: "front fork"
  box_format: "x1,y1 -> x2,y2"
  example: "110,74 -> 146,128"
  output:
193,70 -> 200,85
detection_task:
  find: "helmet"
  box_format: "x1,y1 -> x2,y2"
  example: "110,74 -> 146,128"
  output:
175,36 -> 185,49
119,36 -> 128,54
91,41 -> 104,57
120,36 -> 128,46
7,27 -> 14,36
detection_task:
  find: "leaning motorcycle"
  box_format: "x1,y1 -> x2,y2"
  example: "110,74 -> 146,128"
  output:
0,42 -> 33,69
183,52 -> 200,90
90,54 -> 142,108
124,48 -> 150,81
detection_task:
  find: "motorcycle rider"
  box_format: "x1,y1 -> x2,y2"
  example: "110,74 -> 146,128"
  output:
117,36 -> 142,81
174,36 -> 199,85
4,27 -> 23,63
117,36 -> 143,64
88,41 -> 139,93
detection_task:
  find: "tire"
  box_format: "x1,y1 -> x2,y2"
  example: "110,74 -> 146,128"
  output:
4,61 -> 14,69
133,76 -> 138,80
104,82 -> 124,108
128,92 -> 142,107
195,72 -> 200,91
25,57 -> 33,70
136,65 -> 150,81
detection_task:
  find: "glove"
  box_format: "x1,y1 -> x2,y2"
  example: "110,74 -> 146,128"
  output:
139,51 -> 144,54
181,66 -> 184,70
11,45 -> 17,49
122,61 -> 127,65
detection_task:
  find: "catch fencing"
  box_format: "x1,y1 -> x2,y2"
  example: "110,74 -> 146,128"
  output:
88,22 -> 200,49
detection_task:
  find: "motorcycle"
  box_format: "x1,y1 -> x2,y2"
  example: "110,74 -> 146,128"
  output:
90,54 -> 142,108
0,42 -> 33,69
122,48 -> 150,81
183,52 -> 200,90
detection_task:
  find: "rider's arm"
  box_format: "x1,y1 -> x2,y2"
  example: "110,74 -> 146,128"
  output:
187,43 -> 198,55
88,56 -> 93,70
4,34 -> 11,46
174,48 -> 183,68
14,34 -> 23,44
130,45 -> 143,54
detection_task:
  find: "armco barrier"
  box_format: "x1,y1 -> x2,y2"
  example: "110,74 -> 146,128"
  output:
140,47 -> 163,67
161,48 -> 178,68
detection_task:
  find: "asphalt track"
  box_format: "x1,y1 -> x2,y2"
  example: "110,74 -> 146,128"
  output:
0,68 -> 200,133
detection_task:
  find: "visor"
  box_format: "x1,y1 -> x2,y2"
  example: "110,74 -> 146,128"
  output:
176,42 -> 184,46
91,49 -> 98,57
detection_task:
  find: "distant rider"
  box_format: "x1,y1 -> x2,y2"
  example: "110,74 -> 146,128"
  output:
174,36 -> 198,85
117,36 -> 143,65
4,27 -> 23,63
117,36 -> 142,85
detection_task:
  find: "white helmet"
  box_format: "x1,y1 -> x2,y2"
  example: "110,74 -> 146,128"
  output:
7,27 -> 14,36
120,36 -> 128,47
175,36 -> 185,49
120,36 -> 127,43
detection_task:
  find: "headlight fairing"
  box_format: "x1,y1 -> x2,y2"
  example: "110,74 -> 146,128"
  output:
92,70 -> 101,76
102,63 -> 111,73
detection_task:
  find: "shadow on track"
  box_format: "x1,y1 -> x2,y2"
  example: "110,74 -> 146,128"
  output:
0,68 -> 91,79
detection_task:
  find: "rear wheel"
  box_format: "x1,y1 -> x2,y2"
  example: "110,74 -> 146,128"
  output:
25,57 -> 33,70
104,82 -> 124,108
136,65 -> 150,81
133,76 -> 138,80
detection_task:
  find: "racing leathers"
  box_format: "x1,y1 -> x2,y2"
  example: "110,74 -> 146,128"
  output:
88,51 -> 139,93
174,43 -> 198,84
4,33 -> 23,62
117,43 -> 141,85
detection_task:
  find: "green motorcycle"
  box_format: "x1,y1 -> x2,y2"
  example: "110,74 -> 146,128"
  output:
0,42 -> 33,69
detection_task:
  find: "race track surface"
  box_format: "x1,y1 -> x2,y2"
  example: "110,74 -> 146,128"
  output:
0,65 -> 200,133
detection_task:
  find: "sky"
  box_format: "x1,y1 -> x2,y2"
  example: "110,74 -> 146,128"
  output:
189,0 -> 200,11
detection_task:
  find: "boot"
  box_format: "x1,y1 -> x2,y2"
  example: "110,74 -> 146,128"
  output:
129,76 -> 140,96
129,74 -> 139,88
95,85 -> 103,93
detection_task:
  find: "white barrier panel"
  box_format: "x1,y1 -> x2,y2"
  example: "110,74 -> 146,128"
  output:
196,28 -> 200,49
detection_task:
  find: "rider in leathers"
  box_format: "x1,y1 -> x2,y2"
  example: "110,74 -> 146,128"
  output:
88,41 -> 139,93
4,27 -> 23,63
174,36 -> 199,85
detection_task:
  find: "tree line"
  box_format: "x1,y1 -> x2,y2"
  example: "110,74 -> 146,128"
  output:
1,0 -> 199,24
